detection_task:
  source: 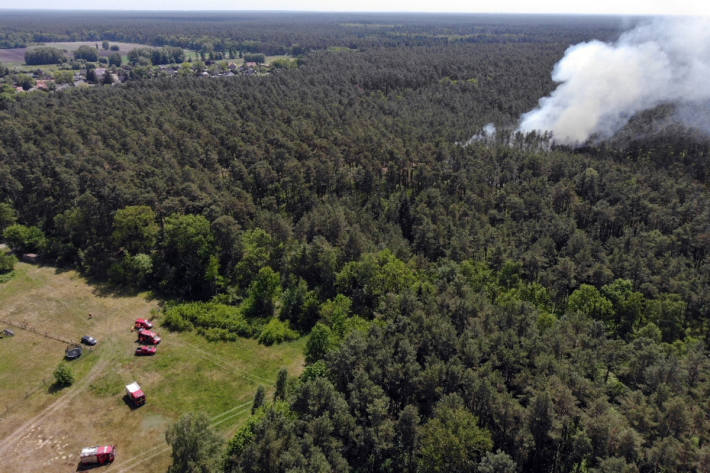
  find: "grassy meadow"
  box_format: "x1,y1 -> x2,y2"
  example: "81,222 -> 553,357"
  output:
0,261 -> 305,473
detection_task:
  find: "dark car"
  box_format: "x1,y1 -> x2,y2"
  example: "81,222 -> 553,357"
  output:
66,344 -> 83,360
81,335 -> 97,346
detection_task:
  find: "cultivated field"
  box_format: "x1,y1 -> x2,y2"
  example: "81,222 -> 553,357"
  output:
0,261 -> 305,473
0,41 -> 154,66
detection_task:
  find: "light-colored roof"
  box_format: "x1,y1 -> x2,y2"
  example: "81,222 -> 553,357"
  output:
81,447 -> 98,457
125,382 -> 141,393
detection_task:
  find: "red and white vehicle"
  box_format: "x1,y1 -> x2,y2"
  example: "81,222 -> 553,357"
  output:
80,445 -> 116,465
135,345 -> 157,356
137,329 -> 161,345
134,318 -> 153,330
125,381 -> 146,407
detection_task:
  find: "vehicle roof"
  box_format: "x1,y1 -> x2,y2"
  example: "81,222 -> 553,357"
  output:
81,446 -> 113,456
125,381 -> 141,392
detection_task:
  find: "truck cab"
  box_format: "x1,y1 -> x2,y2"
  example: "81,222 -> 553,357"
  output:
125,381 -> 146,407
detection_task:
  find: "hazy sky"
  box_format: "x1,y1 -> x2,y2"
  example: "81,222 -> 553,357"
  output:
1,0 -> 708,15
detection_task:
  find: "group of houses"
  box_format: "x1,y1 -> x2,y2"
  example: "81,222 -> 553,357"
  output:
14,60 -> 264,94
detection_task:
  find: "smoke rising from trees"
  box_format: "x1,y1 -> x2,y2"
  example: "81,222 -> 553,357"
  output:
518,17 -> 710,144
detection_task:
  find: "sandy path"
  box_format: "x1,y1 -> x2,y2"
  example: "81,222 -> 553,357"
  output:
0,359 -> 108,458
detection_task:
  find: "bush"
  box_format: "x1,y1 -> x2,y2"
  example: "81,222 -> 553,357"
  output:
162,302 -> 257,337
3,224 -> 47,253
16,74 -> 35,91
0,252 -> 17,274
258,318 -> 299,346
54,70 -> 74,85
25,47 -> 65,65
108,52 -> 122,67
74,45 -> 98,62
108,253 -> 153,287
243,53 -> 265,64
53,363 -> 74,387
200,327 -> 239,342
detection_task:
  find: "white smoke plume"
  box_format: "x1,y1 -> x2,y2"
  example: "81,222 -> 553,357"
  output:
460,122 -> 497,146
518,17 -> 710,145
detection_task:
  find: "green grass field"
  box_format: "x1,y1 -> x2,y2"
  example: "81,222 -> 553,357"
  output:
0,261 -> 305,473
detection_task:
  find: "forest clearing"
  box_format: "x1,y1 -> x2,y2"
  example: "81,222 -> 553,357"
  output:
0,261 -> 304,473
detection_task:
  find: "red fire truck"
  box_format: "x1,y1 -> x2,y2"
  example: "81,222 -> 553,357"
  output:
79,445 -> 116,465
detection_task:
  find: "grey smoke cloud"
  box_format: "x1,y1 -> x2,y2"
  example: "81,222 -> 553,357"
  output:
518,17 -> 710,145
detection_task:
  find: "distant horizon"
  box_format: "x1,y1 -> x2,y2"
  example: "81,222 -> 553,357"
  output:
0,9 -> 679,16
0,0 -> 707,16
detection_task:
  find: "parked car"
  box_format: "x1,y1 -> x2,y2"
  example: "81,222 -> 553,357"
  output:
65,344 -> 83,360
134,318 -> 153,330
137,329 -> 161,345
81,335 -> 97,345
135,345 -> 157,356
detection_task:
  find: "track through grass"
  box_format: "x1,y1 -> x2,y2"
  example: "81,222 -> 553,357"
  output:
0,262 -> 305,472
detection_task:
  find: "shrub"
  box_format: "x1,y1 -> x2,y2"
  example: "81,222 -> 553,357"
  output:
162,309 -> 194,332
0,252 -> 16,274
243,53 -> 265,64
53,363 -> 74,387
74,45 -> 98,62
108,52 -> 122,67
162,302 -> 257,337
108,253 -> 153,287
25,47 -> 65,65
200,327 -> 239,342
3,224 -> 47,253
258,318 -> 299,346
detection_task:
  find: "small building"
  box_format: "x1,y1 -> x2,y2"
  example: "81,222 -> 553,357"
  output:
35,80 -> 52,90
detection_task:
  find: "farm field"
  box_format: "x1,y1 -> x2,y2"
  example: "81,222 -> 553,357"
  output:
0,261 -> 305,473
183,50 -> 290,66
0,41 -> 155,66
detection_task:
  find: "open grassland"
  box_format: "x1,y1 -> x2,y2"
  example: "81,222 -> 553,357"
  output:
0,262 -> 305,473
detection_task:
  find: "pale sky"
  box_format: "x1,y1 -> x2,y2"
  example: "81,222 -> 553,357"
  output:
0,0 -> 708,15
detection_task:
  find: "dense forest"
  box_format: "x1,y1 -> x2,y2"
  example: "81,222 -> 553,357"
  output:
1,13 -> 709,473
0,11 -> 624,53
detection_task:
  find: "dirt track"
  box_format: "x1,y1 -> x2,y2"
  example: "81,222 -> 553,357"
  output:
0,360 -> 109,469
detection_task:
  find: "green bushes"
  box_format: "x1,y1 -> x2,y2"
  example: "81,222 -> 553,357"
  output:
257,318 -> 299,346
25,46 -> 65,65
3,224 -> 47,253
162,302 -> 257,337
74,45 -> 98,62
162,301 -> 299,345
0,251 -> 16,274
53,363 -> 74,388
